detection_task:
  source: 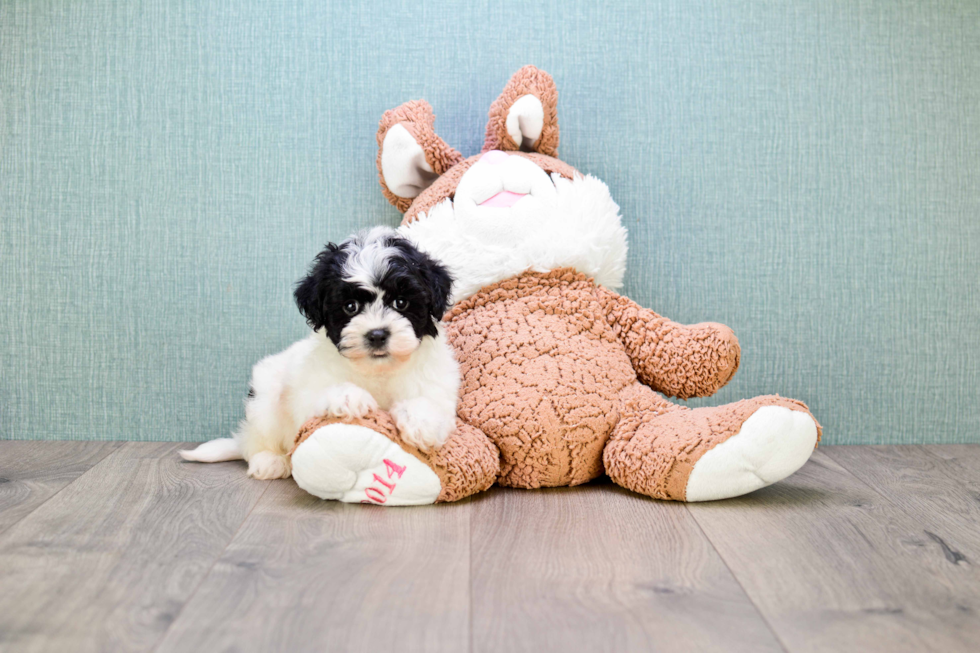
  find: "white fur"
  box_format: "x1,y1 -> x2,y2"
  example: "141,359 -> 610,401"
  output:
178,438 -> 241,462
340,226 -> 400,291
337,297 -> 420,361
685,407 -> 818,501
228,328 -> 458,479
390,396 -> 457,451
312,382 -> 379,420
400,169 -> 628,304
181,228 -> 460,479
247,450 -> 292,481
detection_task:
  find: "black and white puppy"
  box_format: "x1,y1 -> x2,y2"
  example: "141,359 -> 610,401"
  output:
180,226 -> 459,479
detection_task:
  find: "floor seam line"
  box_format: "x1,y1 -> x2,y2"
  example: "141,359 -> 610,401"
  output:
149,478 -> 273,653
0,441 -> 126,539
820,448 -> 905,505
684,503 -> 792,653
916,445 -> 980,491
820,448 -> 967,545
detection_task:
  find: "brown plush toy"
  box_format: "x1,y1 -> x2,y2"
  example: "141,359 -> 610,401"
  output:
289,66 -> 821,506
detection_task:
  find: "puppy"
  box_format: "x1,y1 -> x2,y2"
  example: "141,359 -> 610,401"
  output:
180,226 -> 459,479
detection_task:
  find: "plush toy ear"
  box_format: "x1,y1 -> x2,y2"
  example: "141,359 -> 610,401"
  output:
376,100 -> 464,213
483,66 -> 559,157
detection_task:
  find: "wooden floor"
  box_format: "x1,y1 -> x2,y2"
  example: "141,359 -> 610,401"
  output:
0,443 -> 978,652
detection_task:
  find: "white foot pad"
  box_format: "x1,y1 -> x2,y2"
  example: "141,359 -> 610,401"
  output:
685,406 -> 818,502
291,424 -> 441,506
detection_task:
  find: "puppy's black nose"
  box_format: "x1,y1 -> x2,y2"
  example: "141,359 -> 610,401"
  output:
365,328 -> 390,349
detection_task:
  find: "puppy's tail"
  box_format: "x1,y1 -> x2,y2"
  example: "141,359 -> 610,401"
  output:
179,438 -> 243,463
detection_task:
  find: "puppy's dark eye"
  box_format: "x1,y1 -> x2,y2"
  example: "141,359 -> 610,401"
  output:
393,298 -> 409,311
343,300 -> 360,316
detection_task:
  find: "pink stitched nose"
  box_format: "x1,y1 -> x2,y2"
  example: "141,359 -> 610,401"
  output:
479,150 -> 509,165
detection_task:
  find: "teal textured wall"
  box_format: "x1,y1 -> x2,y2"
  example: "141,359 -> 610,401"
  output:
2,0 -> 978,443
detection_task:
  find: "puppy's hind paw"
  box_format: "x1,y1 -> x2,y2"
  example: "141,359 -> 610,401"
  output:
247,451 -> 292,480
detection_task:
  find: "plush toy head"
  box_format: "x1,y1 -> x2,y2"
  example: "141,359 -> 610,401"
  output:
377,66 -> 628,304
377,66 -> 576,223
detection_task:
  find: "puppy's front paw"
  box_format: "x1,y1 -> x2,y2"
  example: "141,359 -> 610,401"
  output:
316,383 -> 378,420
247,451 -> 292,480
391,398 -> 454,452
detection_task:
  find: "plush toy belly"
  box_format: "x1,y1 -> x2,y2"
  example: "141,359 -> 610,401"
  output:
446,270 -> 637,488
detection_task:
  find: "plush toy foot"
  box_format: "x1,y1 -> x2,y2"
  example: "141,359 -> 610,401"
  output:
684,404 -> 818,501
290,411 -> 500,505
292,423 -> 442,505
605,393 -> 820,502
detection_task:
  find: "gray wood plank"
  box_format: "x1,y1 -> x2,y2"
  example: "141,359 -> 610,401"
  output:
471,483 -> 784,653
688,449 -> 980,653
156,480 -> 472,653
0,442 -> 268,653
827,444 -> 980,497
825,445 -> 980,568
0,441 -> 122,535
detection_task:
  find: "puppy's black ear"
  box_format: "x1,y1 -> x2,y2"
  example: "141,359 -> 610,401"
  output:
420,254 -> 454,321
294,244 -> 343,329
293,273 -> 323,329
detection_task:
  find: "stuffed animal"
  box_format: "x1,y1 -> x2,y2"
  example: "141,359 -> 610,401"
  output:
289,66 -> 821,506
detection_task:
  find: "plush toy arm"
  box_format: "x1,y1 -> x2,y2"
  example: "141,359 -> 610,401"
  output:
597,287 -> 740,399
